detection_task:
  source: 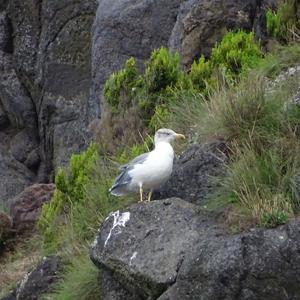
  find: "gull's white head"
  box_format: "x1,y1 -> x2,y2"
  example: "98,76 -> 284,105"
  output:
154,128 -> 185,145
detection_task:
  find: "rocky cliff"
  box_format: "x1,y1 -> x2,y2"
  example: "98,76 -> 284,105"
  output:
0,0 -> 276,206
0,0 -> 98,206
6,1 -> 300,299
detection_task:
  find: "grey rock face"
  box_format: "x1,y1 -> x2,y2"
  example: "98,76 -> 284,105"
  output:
1,256 -> 61,300
0,0 -> 98,205
169,0 -> 278,67
91,198 -> 222,300
91,0 -> 184,110
0,211 -> 13,254
91,199 -> 300,300
154,141 -> 227,205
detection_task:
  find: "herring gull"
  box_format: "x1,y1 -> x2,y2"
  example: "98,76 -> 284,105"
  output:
109,128 -> 185,202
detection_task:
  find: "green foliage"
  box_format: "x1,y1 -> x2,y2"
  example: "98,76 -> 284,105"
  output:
46,253 -> 101,300
117,139 -> 151,165
166,44 -> 300,227
39,144 -> 99,252
144,48 -> 183,93
189,55 -> 213,92
104,58 -> 142,110
261,210 -> 289,228
211,30 -> 263,77
103,33 -> 263,142
257,43 -> 300,77
266,0 -> 299,42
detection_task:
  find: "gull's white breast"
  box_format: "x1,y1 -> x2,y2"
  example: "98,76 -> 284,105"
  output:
128,142 -> 174,191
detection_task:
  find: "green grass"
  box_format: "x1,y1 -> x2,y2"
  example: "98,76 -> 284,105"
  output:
166,44 -> 300,227
44,251 -> 101,300
266,0 -> 299,43
257,43 -> 300,77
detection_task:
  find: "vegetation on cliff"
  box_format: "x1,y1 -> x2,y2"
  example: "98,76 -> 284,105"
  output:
2,1 -> 300,298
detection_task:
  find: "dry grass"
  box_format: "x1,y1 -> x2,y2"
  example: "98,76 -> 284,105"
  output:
95,103 -> 147,155
0,234 -> 42,297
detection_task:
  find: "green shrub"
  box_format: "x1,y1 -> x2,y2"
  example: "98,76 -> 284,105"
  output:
189,55 -> 213,92
211,30 -> 263,77
144,47 -> 183,93
266,0 -> 299,43
104,57 -> 143,111
38,144 -> 99,252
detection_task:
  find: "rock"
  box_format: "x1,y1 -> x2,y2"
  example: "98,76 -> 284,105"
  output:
169,0 -> 278,68
91,198 -> 222,299
91,0 -> 184,111
0,0 -> 98,207
7,0 -> 98,173
0,212 -> 13,254
9,184 -> 55,234
154,141 -> 227,205
158,222 -> 300,300
101,269 -> 141,300
23,148 -> 41,171
1,256 -> 61,300
0,102 -> 9,130
91,199 -> 300,300
10,130 -> 38,164
0,150 -> 35,209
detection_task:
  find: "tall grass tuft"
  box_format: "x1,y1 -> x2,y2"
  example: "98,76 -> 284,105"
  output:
167,47 -> 300,227
45,253 -> 101,300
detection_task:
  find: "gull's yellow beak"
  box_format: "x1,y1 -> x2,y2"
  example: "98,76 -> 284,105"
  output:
175,133 -> 185,139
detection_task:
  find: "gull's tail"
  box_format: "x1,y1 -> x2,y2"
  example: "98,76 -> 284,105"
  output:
109,168 -> 132,196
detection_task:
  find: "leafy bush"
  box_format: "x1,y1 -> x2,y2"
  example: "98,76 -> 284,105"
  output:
144,47 -> 183,93
266,0 -> 300,43
38,144 -> 99,251
211,30 -> 263,77
104,58 -> 142,111
189,55 -> 213,92
38,142 -> 139,253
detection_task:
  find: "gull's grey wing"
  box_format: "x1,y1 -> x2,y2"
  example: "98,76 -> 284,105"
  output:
119,152 -> 149,170
110,152 -> 150,195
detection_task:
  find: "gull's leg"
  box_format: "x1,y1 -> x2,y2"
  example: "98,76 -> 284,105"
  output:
147,190 -> 153,202
139,184 -> 143,202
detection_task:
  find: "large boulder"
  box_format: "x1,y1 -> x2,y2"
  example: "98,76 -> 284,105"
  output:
91,199 -> 300,300
91,198 -> 218,300
91,0 -> 185,109
0,0 -> 98,207
154,141 -> 227,205
1,256 -> 61,300
0,139 -> 35,208
9,184 -> 55,234
169,0 -> 278,67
